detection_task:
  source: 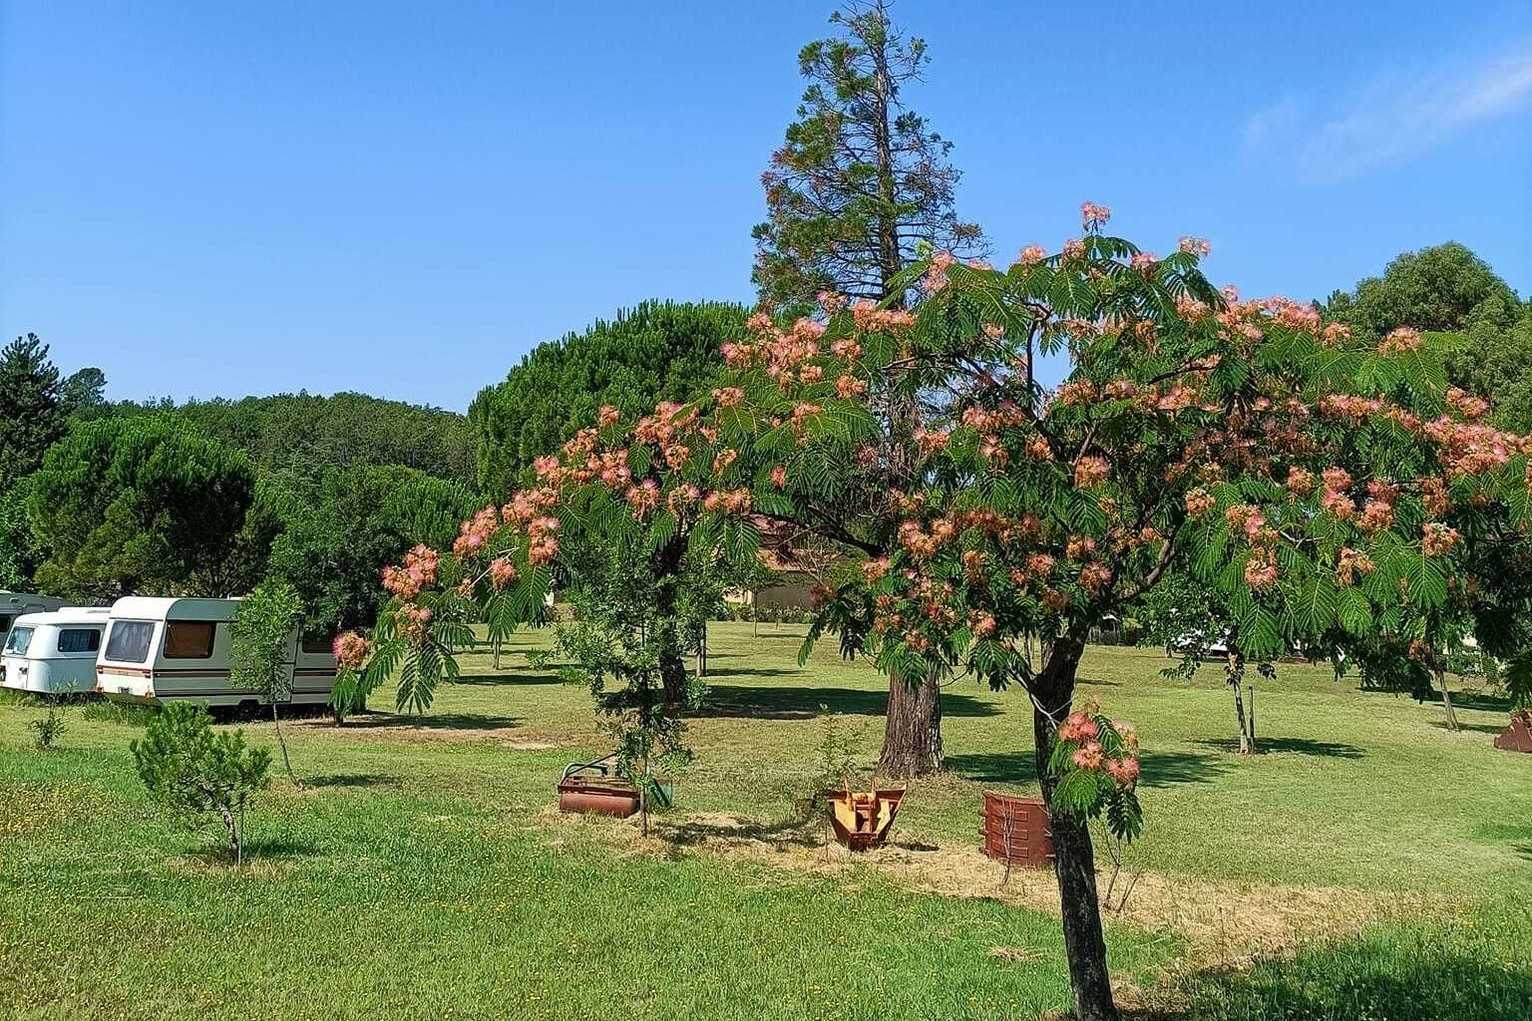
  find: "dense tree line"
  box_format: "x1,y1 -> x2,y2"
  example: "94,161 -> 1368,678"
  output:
81,390 -> 474,488
0,344 -> 477,639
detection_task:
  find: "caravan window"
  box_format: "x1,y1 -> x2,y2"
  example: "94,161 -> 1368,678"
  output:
105,621 -> 155,663
4,626 -> 33,655
164,621 -> 216,659
301,637 -> 334,654
57,628 -> 102,654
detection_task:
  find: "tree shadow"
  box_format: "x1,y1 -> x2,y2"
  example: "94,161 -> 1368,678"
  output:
944,752 -> 1038,785
692,685 -> 999,720
1446,690 -> 1512,712
1429,721 -> 1507,735
1073,676 -> 1124,688
944,749 -> 1227,788
450,672 -> 567,686
305,773 -> 400,789
339,712 -> 520,731
708,667 -> 799,679
656,815 -> 822,850
1140,926 -> 1532,1021
1191,736 -> 1366,759
242,836 -> 323,860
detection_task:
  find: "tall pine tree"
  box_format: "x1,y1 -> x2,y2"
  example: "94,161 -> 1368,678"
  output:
0,334 -> 68,492
751,0 -> 984,314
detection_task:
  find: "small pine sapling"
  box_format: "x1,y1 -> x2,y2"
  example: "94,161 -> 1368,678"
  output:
30,704 -> 67,750
131,702 -> 271,864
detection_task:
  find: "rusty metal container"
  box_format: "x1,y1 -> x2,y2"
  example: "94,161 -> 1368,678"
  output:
557,777 -> 641,817
825,787 -> 906,851
1494,711 -> 1532,753
980,791 -> 1053,868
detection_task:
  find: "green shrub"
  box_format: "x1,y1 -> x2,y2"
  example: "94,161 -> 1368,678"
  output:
130,702 -> 271,864
29,705 -> 67,749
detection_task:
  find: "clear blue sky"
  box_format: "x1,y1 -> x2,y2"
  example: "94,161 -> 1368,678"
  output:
3,1 -> 1530,411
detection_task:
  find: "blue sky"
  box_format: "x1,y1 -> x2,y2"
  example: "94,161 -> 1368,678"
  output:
3,1 -> 1530,411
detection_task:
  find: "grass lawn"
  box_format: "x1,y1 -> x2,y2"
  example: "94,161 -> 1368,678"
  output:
2,622 -> 1530,1019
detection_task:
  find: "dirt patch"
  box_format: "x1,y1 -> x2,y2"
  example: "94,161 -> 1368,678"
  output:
570,809 -> 1443,968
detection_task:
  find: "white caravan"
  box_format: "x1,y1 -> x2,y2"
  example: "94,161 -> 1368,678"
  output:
94,597 -> 338,708
1,608 -> 111,695
1,592 -> 66,645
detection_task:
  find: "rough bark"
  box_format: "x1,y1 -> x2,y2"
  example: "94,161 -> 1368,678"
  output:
1032,635 -> 1119,1021
218,804 -> 241,865
877,669 -> 944,777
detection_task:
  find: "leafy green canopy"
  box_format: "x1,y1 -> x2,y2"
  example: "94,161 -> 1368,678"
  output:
347,210 -> 1529,809
467,301 -> 746,496
230,580 -> 303,704
28,416 -> 258,600
263,463 -> 477,638
1325,241 -> 1532,432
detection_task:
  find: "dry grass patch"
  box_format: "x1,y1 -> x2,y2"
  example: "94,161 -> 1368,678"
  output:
571,808 -> 1445,969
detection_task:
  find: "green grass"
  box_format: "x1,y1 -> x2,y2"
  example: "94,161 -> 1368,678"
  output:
2,623 -> 1530,1019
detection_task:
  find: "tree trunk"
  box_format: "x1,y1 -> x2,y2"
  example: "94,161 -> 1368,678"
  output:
218,804 -> 241,865
1437,666 -> 1460,731
1247,681 -> 1257,749
877,669 -> 943,777
650,536 -> 690,706
1230,679 -> 1254,755
271,703 -> 300,786
1033,635 -> 1119,1021
660,639 -> 689,706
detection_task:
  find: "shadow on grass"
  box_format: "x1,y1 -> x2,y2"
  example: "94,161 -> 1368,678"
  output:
945,749 -> 1228,788
242,836 -> 324,860
450,672 -> 567,686
339,712 -> 520,731
306,773 -> 400,789
1428,720 -> 1507,735
1191,736 -> 1365,759
184,836 -> 322,866
1142,920 -> 1532,1021
693,685 -> 999,720
1443,690 -> 1513,713
658,815 -> 822,850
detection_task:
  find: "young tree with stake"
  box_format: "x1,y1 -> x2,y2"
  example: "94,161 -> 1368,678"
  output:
230,580 -> 304,785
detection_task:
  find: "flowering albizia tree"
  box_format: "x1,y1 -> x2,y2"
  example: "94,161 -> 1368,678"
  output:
339,205 -> 1530,1021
